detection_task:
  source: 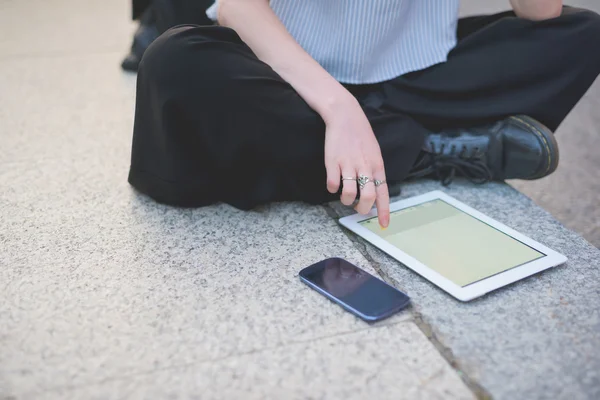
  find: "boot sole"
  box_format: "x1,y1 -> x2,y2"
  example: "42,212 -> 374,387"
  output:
508,115 -> 560,180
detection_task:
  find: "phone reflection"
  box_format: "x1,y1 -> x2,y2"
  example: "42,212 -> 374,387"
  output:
318,258 -> 371,298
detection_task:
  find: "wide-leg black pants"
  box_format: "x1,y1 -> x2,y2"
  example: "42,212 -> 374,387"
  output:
129,7 -> 600,210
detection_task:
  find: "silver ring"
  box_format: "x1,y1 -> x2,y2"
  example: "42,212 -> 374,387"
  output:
374,179 -> 387,187
357,175 -> 372,190
341,177 -> 356,181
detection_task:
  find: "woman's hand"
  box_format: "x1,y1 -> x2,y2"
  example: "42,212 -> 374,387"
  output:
324,98 -> 390,228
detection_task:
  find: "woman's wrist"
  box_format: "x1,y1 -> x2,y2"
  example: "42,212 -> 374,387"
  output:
319,90 -> 361,126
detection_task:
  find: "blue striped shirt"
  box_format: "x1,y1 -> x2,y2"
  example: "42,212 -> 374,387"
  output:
207,0 -> 459,84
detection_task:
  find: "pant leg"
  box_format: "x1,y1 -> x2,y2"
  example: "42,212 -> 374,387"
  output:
129,25 -> 426,209
382,7 -> 600,132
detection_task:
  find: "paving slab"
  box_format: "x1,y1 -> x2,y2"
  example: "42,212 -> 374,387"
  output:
1,167 -> 472,398
329,181 -> 600,400
35,323 -> 474,400
1,156 -> 438,397
0,52 -> 472,399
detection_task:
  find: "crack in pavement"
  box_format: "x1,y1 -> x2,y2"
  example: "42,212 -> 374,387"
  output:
322,203 -> 493,400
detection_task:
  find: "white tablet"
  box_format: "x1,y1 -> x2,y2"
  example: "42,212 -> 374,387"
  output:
339,191 -> 567,301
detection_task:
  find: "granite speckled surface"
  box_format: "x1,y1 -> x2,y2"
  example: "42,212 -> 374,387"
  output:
2,0 -> 600,399
0,170 -> 473,399
329,181 -> 600,400
42,323 -> 475,400
1,179 -> 432,397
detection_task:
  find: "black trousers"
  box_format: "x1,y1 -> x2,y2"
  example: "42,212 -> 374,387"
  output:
129,7 -> 600,210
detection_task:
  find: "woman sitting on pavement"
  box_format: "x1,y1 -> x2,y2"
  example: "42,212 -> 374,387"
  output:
128,0 -> 600,228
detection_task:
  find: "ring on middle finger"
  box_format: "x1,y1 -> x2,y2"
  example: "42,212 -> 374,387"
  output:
357,175 -> 372,190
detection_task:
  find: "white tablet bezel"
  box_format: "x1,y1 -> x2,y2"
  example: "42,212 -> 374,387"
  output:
338,190 -> 567,301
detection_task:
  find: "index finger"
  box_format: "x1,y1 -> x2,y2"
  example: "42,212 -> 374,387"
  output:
374,179 -> 390,228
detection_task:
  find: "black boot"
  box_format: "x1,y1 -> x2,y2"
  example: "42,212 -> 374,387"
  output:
122,7 -> 160,72
409,115 -> 559,185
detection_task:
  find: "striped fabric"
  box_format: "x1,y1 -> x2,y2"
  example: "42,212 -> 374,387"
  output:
206,0 -> 460,84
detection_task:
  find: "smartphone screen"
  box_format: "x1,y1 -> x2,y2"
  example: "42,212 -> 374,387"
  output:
299,258 -> 410,322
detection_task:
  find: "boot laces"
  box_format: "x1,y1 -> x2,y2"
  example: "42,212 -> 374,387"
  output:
410,142 -> 493,186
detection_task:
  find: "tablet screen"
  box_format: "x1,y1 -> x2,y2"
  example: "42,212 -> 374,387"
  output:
359,199 -> 545,287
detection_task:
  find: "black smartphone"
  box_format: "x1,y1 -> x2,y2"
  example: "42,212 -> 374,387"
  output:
299,258 -> 410,322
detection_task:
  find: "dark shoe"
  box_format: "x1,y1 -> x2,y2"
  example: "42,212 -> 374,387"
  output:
121,9 -> 160,72
409,115 -> 559,185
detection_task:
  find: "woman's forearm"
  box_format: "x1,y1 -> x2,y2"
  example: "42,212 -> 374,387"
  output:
509,0 -> 563,20
217,0 -> 357,123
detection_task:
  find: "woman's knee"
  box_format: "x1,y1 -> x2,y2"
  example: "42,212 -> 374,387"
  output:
138,25 -> 244,92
